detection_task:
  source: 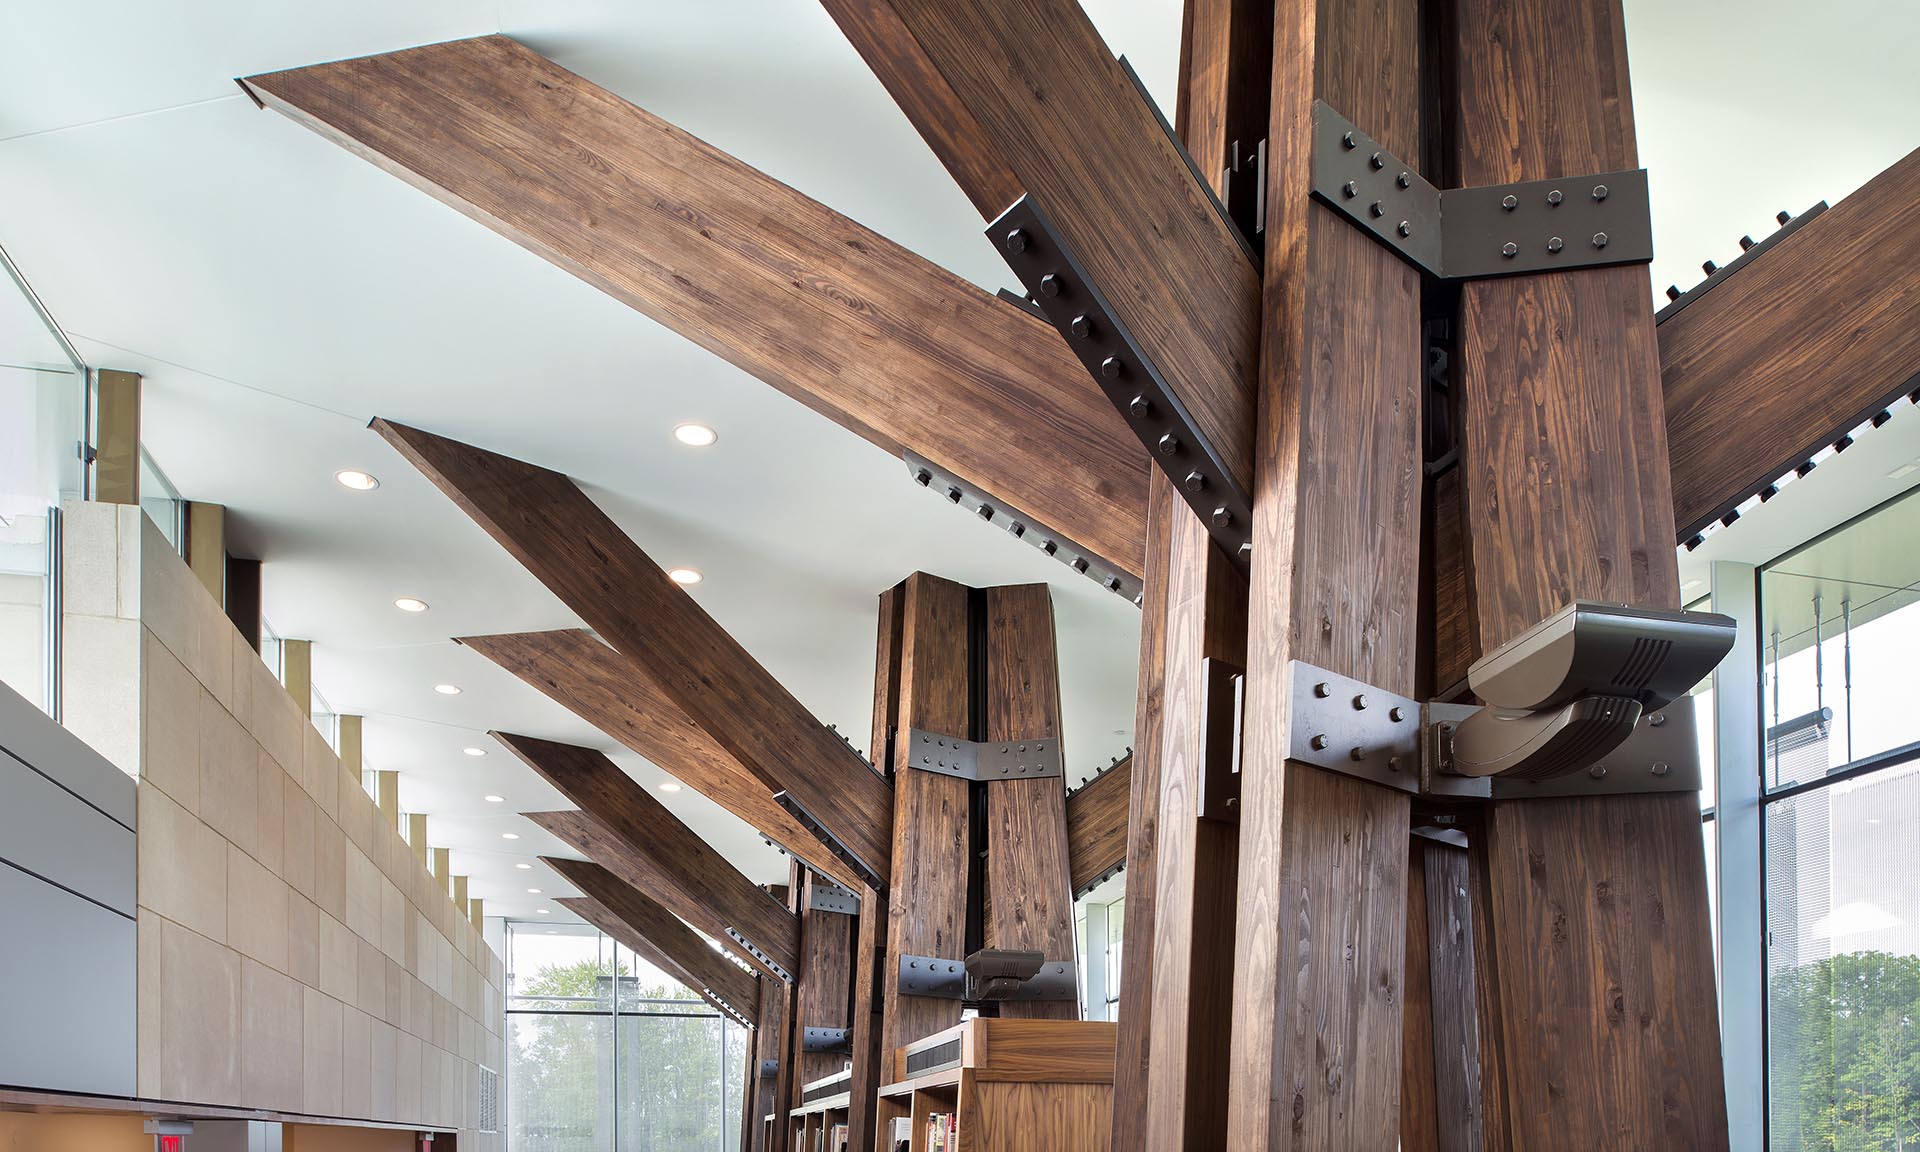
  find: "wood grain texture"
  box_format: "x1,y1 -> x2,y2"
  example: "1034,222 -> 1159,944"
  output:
790,872 -> 857,1088
756,964 -> 792,1152
1227,0 -> 1423,1146
499,732 -> 799,979
982,583 -> 1075,1022
558,893 -> 758,1027
1144,480 -> 1248,1151
817,0 -> 1021,217
879,574 -> 971,1058
971,1083 -> 1113,1152
245,36 -> 1147,580
1110,470 -> 1177,1152
1449,3 -> 1726,1146
542,859 -> 757,1019
1401,845 -> 1439,1152
855,0 -> 1262,497
532,807 -> 791,982
462,630 -> 861,891
848,884 -> 887,1152
1475,797 -> 1725,1148
1063,753 -> 1129,896
372,418 -> 894,885
1422,840 -> 1484,1152
1660,146 -> 1920,538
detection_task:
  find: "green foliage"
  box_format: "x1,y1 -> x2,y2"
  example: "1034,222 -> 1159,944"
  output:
510,956 -> 744,1152
1771,950 -> 1920,1150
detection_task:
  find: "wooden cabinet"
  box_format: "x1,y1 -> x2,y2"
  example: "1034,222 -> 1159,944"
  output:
788,1068 -> 853,1151
874,1019 -> 1115,1152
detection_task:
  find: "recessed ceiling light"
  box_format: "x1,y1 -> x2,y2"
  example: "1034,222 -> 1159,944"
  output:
535,908 -> 550,915
673,423 -> 718,447
501,832 -> 520,840
515,862 -> 532,870
527,888 -> 542,894
394,597 -> 430,613
434,683 -> 462,695
658,782 -> 682,793
484,795 -> 505,803
667,567 -> 703,585
335,469 -> 380,491
463,746 -> 487,757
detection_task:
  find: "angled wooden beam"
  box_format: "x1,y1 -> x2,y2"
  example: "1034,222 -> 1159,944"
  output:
1660,146 -> 1920,539
501,733 -> 800,979
463,630 -> 861,892
242,36 -> 1148,579
838,0 -> 1262,500
531,804 -> 796,983
1063,752 -> 1129,896
546,859 -> 758,1014
370,417 -> 894,887
557,891 -> 757,1027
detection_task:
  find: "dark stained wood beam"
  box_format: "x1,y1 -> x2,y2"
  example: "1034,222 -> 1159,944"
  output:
462,630 -> 862,892
532,806 -> 795,983
840,0 -> 1262,498
557,893 -> 758,1027
1660,146 -> 1920,539
751,961 -> 790,1152
788,872 -> 856,1089
1063,752 -> 1129,896
544,860 -> 758,1022
500,733 -> 800,980
370,418 -> 894,886
1449,0 -> 1728,1145
243,36 -> 1148,579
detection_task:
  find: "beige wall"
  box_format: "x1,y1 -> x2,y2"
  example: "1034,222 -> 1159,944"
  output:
60,503 -> 503,1149
0,1114 -> 418,1152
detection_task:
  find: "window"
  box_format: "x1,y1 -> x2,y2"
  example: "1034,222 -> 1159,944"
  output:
1761,488 -> 1920,1149
506,921 -> 746,1151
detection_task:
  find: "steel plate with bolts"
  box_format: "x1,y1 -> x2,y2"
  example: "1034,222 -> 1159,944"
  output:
902,727 -> 1064,783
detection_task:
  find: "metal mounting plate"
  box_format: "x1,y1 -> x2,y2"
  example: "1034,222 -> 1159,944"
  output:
1198,658 -> 1244,822
902,727 -> 1064,783
806,883 -> 861,917
771,789 -> 885,893
1312,101 -> 1654,281
895,954 -> 1077,1002
987,195 -> 1255,573
723,927 -> 791,983
1285,661 -> 1423,794
801,1027 -> 852,1054
904,450 -> 1142,604
1423,694 -> 1707,799
701,987 -> 754,1029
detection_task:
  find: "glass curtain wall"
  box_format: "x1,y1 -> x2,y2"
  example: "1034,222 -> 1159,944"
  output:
1760,487 -> 1920,1150
506,921 -> 747,1152
0,244 -> 86,718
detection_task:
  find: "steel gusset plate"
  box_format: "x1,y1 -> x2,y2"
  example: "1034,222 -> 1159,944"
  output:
724,926 -> 791,983
901,727 -> 1064,783
987,196 -> 1256,572
806,882 -> 861,917
895,954 -> 1077,1002
771,789 -> 885,894
801,1027 -> 852,1054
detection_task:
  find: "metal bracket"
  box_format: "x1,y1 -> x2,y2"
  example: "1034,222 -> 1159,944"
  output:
901,727 -> 1064,783
1425,694 -> 1708,800
1285,661 -> 1424,794
801,1027 -> 852,1054
904,450 -> 1142,604
759,1059 -> 778,1079
701,986 -> 754,1030
1198,658 -> 1245,822
771,790 -> 885,893
896,951 -> 1077,1003
724,927 -> 792,983
989,195 -> 1256,575
1311,101 -> 1653,280
806,882 -> 861,917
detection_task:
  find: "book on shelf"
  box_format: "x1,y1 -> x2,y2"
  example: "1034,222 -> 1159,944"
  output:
890,1115 -> 913,1151
926,1111 -> 958,1152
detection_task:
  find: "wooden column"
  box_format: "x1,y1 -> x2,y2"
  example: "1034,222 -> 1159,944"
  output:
93,369 -> 141,505
788,871 -> 856,1091
185,501 -> 226,603
1446,1 -> 1727,1146
753,971 -> 790,1152
850,583 -> 904,1152
1226,0 -> 1425,1147
281,638 -> 312,718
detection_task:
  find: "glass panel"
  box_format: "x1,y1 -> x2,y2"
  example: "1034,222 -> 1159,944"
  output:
138,447 -> 183,554
1103,897 -> 1124,1014
512,1009 -> 617,1152
1764,758 -> 1920,1148
618,1011 -> 732,1150
1762,488 -> 1920,789
1702,815 -> 1719,986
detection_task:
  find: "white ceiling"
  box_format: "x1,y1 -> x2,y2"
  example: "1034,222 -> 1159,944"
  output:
2,0 -> 1915,926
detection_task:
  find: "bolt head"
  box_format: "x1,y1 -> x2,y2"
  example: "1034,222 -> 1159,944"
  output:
1501,241 -> 1519,258
1369,151 -> 1385,170
1069,314 -> 1093,339
1311,734 -> 1330,751
975,504 -> 993,521
1369,200 -> 1385,218
1127,393 -> 1151,417
1341,130 -> 1357,150
944,486 -> 963,503
1397,221 -> 1412,238
1183,470 -> 1206,493
914,469 -> 931,487
1389,706 -> 1406,723
1005,228 -> 1029,254
1592,184 -> 1609,201
1547,236 -> 1565,254
1588,764 -> 1608,780
1651,762 -> 1670,777
1039,273 -> 1062,297
1397,172 -> 1412,189
1314,682 -> 1332,699
1387,757 -> 1402,772
1649,712 -> 1667,728
1342,180 -> 1358,199
1592,232 -> 1609,249
1210,506 -> 1232,528
1349,747 -> 1365,762
1352,694 -> 1369,710
1501,194 -> 1518,211
1546,189 -> 1564,206
1157,432 -> 1181,456
1103,356 -> 1125,380
1072,558 -> 1089,574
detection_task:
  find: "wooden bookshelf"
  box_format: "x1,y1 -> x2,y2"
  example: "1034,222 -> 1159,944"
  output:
875,1019 -> 1116,1151
790,1068 -> 855,1151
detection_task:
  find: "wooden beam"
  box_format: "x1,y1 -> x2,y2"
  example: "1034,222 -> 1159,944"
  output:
371,418 -> 894,887
1401,843 -> 1440,1152
1448,0 -> 1728,1146
243,36 -> 1148,579
545,860 -> 758,1023
843,0 -> 1262,498
752,963 -> 791,1152
788,872 -> 856,1090
1420,839 -> 1484,1152
981,583 -> 1075,1021
514,754 -> 799,982
1226,0 -> 1423,1146
1660,146 -> 1920,539
847,583 -> 905,1152
1063,752 -> 1129,896
462,630 -> 862,892
93,369 -> 140,505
